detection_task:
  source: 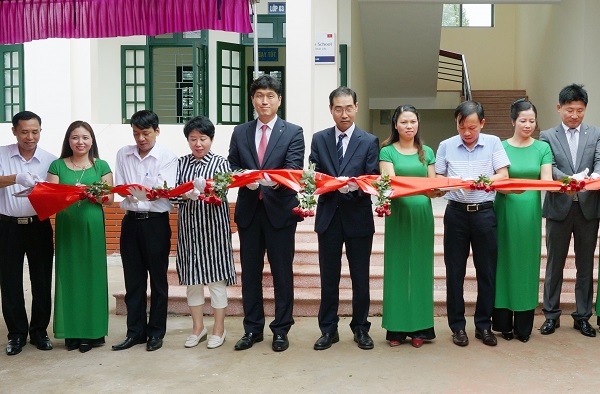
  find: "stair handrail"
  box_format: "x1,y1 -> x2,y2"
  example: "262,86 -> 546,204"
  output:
439,49 -> 472,101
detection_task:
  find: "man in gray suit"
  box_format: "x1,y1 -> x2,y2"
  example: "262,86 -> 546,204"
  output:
539,84 -> 600,337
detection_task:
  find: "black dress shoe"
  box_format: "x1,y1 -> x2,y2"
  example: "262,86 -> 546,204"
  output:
79,341 -> 92,353
272,333 -> 289,352
516,335 -> 530,343
314,331 -> 340,350
501,332 -> 514,341
30,335 -> 53,350
234,332 -> 264,351
452,329 -> 469,347
573,319 -> 597,337
6,338 -> 26,355
112,336 -> 147,351
65,338 -> 80,351
475,328 -> 497,346
353,329 -> 374,350
540,318 -> 560,335
146,337 -> 163,351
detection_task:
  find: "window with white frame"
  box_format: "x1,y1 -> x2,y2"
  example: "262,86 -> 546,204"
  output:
442,4 -> 494,27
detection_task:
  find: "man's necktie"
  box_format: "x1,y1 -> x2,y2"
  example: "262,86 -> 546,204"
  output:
258,124 -> 268,166
568,128 -> 578,167
337,133 -> 346,165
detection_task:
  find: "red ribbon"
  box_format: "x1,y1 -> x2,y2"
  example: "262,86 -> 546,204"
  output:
28,173 -> 600,220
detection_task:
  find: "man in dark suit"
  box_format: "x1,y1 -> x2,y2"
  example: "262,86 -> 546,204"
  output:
539,83 -> 600,338
309,87 -> 380,350
228,75 -> 304,352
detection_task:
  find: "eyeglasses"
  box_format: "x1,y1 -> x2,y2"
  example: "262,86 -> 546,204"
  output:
333,107 -> 357,115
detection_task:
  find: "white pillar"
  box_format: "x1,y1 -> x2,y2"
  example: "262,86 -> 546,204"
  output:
286,0 -> 339,162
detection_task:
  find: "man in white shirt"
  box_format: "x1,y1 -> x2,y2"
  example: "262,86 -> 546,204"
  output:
111,110 -> 177,352
0,111 -> 57,355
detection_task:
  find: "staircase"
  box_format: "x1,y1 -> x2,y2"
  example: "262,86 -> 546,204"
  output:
113,201 -> 597,317
470,90 -> 533,140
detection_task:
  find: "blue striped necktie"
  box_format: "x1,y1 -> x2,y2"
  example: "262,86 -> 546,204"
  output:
337,133 -> 346,165
568,128 -> 578,167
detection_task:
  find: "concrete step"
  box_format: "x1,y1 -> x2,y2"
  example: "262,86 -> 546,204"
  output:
167,262 -> 597,294
113,285 -> 580,318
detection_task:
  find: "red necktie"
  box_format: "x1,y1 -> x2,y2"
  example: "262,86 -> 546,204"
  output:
258,124 -> 268,166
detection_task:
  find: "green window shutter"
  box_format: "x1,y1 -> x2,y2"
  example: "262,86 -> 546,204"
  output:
1,45 -> 24,123
217,42 -> 244,125
121,46 -> 149,123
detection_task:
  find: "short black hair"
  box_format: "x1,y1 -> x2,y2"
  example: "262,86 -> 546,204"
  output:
250,75 -> 282,97
12,111 -> 42,127
329,86 -> 357,106
130,110 -> 159,130
183,115 -> 215,140
455,100 -> 484,124
558,84 -> 588,106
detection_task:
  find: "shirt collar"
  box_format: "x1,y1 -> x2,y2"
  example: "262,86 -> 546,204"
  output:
562,123 -> 580,133
335,123 -> 355,139
456,135 -> 484,150
127,143 -> 161,160
258,115 -> 278,131
8,144 -> 41,163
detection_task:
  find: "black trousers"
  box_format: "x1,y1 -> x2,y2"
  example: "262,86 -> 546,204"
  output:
492,307 -> 535,338
238,202 -> 296,335
120,213 -> 171,339
317,210 -> 372,334
444,204 -> 497,332
0,218 -> 53,341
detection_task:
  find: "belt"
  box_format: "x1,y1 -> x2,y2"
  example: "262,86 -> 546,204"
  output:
448,200 -> 494,212
0,214 -> 40,225
126,211 -> 168,220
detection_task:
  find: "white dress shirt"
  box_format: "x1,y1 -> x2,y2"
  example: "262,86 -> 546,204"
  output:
335,123 -> 355,156
114,144 -> 178,213
254,115 -> 278,152
0,144 -> 57,217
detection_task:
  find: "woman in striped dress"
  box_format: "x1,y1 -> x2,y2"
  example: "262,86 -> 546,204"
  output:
176,116 -> 236,349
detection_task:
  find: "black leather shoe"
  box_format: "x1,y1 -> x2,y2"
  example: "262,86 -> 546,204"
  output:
79,341 -> 92,353
501,332 -> 514,341
146,337 -> 163,351
314,331 -> 340,350
234,332 -> 264,350
30,335 -> 53,350
272,334 -> 289,352
353,329 -> 374,350
573,319 -> 597,337
540,318 -> 560,335
516,335 -> 530,343
452,329 -> 469,346
475,328 -> 497,346
112,336 -> 146,351
65,338 -> 80,351
6,338 -> 26,355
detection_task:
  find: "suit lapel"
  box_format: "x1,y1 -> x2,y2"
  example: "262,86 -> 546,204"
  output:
555,125 -> 576,173
245,120 -> 260,168
575,123 -> 590,171
261,118 -> 285,168
340,129 -> 362,173
325,128 -> 340,174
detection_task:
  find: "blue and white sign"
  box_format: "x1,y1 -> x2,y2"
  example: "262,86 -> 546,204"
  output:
268,2 -> 286,14
314,32 -> 335,64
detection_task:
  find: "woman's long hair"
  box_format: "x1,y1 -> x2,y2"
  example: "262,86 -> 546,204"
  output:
381,105 -> 425,164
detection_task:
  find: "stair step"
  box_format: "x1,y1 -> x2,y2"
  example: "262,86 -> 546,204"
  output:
113,285 -> 580,317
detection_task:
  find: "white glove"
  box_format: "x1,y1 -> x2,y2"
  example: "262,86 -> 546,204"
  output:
15,173 -> 37,188
256,173 -> 277,187
347,181 -> 359,192
572,168 -> 589,181
590,172 -> 600,180
127,186 -> 149,201
338,185 -> 350,194
193,176 -> 206,192
246,182 -> 259,190
185,188 -> 201,201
